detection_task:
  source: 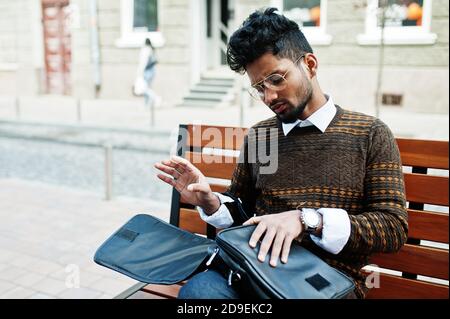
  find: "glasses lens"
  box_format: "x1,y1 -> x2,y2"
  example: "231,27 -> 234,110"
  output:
264,74 -> 287,90
248,73 -> 288,100
248,87 -> 263,100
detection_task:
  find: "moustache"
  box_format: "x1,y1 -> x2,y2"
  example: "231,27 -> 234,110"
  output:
270,100 -> 290,111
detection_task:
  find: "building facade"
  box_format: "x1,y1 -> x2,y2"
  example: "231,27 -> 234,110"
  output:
0,0 -> 448,113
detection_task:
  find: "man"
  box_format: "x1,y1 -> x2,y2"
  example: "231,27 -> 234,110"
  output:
154,8 -> 408,299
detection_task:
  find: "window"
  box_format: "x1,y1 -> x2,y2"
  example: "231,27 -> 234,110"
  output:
381,0 -> 424,27
357,0 -> 437,45
116,0 -> 164,48
283,0 -> 322,27
133,0 -> 158,32
272,0 -> 332,45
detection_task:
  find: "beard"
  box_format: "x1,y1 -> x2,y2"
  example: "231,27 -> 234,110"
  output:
276,82 -> 313,124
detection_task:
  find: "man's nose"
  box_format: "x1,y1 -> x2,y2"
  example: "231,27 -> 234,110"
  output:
263,87 -> 278,106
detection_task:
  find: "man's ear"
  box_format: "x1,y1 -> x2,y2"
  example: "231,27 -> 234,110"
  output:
304,54 -> 318,78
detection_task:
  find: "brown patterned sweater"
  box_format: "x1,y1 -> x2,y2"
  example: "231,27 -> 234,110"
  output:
224,105 -> 408,298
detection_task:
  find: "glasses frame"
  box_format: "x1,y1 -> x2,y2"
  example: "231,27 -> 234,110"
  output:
248,55 -> 305,101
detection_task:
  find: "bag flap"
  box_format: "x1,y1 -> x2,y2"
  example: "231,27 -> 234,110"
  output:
94,214 -> 215,284
216,225 -> 355,299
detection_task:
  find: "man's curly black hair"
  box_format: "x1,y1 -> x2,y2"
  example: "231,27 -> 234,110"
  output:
227,7 -> 313,74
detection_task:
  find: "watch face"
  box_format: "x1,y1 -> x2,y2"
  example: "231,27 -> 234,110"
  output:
304,210 -> 320,227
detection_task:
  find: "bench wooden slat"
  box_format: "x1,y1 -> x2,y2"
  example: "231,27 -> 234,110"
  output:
180,209 -> 450,245
179,208 -> 207,235
366,273 -> 449,299
397,138 -> 449,169
186,151 -> 237,179
177,207 -> 450,244
210,184 -> 229,193
141,284 -> 182,299
187,125 -> 248,150
408,209 -> 449,243
370,244 -> 449,280
404,173 -> 449,206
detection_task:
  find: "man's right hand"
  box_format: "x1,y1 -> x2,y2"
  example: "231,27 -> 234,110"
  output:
154,156 -> 220,214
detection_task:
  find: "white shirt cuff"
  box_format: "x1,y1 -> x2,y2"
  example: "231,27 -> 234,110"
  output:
310,208 -> 351,255
197,193 -> 235,229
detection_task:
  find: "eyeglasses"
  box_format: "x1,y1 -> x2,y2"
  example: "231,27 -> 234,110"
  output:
248,55 -> 305,101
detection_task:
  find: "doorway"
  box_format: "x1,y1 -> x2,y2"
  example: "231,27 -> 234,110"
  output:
41,0 -> 72,95
206,0 -> 235,69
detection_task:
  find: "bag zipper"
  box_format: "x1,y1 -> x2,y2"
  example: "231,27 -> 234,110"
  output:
227,269 -> 242,286
205,247 -> 220,266
218,229 -> 297,298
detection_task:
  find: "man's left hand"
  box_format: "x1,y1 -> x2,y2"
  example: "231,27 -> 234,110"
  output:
243,210 -> 303,267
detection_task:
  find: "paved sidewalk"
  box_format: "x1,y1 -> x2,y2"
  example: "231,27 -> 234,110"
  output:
0,95 -> 448,140
0,178 -> 170,299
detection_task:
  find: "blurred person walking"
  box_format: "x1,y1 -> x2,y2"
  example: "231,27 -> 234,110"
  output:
134,38 -> 161,110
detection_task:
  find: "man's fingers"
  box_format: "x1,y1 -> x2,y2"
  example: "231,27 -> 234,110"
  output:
258,228 -> 276,263
156,173 -> 176,187
248,222 -> 265,248
171,155 -> 187,163
154,163 -> 181,179
157,172 -> 187,194
270,232 -> 285,267
159,160 -> 186,179
280,235 -> 294,264
170,156 -> 191,171
243,216 -> 261,226
161,159 -> 181,170
186,183 -> 209,194
161,156 -> 197,175
160,157 -> 189,175
175,156 -> 198,174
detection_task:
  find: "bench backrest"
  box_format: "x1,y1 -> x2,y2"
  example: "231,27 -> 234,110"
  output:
169,124 -> 248,238
169,124 -> 449,299
366,138 -> 449,299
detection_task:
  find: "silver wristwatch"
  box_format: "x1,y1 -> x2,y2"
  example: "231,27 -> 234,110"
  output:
299,208 -> 321,234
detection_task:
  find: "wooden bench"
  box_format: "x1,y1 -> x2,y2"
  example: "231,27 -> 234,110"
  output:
116,124 -> 449,299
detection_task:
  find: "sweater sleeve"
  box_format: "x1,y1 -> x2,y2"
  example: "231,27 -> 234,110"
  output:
338,120 -> 408,257
223,135 -> 259,226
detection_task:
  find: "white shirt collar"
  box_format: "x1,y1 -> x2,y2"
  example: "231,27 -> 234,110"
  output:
281,95 -> 337,136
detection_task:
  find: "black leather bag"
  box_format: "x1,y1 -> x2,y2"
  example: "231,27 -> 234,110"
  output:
94,214 -> 355,299
212,225 -> 355,299
94,214 -> 213,284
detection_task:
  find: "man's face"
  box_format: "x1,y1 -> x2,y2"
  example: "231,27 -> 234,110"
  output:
246,53 -> 313,123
